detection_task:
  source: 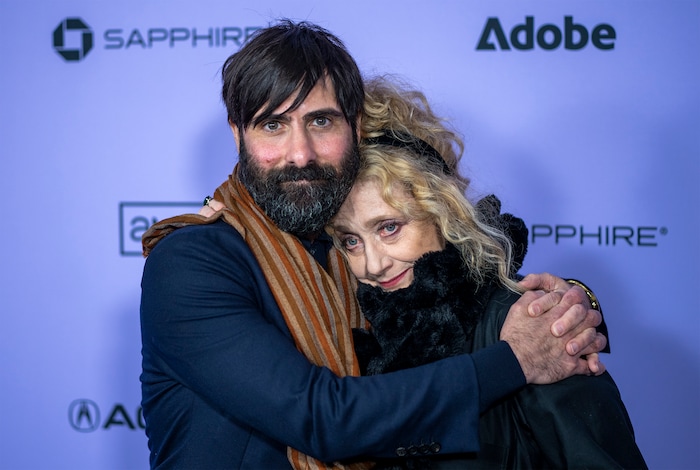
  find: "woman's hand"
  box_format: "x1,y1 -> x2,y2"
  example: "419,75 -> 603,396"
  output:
199,197 -> 225,217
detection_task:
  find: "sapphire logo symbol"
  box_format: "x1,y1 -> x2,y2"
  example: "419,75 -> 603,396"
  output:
53,18 -> 93,62
68,399 -> 100,432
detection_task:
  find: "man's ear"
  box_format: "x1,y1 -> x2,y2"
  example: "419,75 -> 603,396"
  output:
354,114 -> 362,142
229,119 -> 241,152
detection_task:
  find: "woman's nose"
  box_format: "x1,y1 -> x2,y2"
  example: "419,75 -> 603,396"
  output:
364,241 -> 391,278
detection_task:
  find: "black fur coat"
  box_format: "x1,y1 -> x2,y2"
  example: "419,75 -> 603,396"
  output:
353,243 -> 499,376
353,194 -> 527,376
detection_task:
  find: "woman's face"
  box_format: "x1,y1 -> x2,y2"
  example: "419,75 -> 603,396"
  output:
330,178 -> 444,291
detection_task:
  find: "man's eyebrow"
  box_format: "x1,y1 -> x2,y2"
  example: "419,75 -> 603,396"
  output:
259,113 -> 290,123
305,108 -> 345,120
256,108 -> 344,125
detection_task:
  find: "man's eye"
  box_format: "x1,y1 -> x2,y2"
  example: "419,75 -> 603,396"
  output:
263,121 -> 279,131
313,117 -> 329,126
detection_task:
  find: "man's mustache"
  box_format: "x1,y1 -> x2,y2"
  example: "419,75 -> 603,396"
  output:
270,165 -> 336,183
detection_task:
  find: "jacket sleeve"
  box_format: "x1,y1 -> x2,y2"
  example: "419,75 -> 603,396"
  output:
519,374 -> 648,469
140,223 -> 524,461
480,288 -> 647,469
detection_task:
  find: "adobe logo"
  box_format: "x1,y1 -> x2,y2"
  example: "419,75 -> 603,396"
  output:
476,16 -> 616,51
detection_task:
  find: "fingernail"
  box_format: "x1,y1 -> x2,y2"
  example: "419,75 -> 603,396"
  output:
553,324 -> 563,336
569,343 -> 579,355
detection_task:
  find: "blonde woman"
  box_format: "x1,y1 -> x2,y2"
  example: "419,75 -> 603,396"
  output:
326,77 -> 647,469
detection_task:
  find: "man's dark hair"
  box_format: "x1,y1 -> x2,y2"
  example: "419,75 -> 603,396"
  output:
221,19 -> 364,133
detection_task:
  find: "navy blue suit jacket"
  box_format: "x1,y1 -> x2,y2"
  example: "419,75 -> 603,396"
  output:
140,220 -> 524,468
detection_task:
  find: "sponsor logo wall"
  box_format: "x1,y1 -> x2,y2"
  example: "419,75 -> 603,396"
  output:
1,1 -> 698,469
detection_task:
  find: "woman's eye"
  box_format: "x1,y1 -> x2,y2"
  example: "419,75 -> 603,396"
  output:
382,223 -> 398,235
343,237 -> 360,250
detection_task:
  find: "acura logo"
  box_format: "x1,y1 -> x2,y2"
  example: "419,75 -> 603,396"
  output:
68,399 -> 100,432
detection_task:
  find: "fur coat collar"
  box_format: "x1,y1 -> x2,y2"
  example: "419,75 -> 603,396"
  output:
354,243 -> 501,375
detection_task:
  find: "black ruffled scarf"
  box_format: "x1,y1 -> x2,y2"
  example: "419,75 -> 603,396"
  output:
353,243 -> 501,376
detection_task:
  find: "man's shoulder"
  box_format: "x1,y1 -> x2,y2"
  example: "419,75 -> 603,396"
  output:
146,219 -> 255,268
142,219 -> 266,289
165,217 -> 238,235
153,219 -> 244,250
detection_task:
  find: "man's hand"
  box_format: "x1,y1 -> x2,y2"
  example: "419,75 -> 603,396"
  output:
500,273 -> 608,384
519,273 -> 606,357
585,353 -> 605,376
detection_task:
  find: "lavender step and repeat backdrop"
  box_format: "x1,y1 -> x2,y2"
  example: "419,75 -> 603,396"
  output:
1,1 -> 698,469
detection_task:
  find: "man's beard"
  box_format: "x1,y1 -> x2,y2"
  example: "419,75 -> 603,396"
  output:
238,137 -> 359,237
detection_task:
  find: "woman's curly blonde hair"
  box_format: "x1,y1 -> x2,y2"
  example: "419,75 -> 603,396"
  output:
342,75 -> 522,291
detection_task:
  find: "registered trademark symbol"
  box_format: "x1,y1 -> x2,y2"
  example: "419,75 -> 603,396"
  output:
659,227 -> 668,235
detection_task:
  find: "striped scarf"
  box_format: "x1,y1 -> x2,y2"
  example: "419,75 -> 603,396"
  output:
142,166 -> 373,470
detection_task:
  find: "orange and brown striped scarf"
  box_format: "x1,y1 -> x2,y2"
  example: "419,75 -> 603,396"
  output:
142,166 -> 373,470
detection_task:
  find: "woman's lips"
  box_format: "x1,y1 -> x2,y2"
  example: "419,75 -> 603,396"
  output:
379,269 -> 410,290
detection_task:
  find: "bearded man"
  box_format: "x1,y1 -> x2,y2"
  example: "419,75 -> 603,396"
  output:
139,20 -> 606,469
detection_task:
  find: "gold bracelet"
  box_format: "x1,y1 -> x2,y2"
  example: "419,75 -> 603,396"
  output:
565,278 -> 602,313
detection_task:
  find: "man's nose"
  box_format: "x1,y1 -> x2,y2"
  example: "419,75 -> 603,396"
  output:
286,129 -> 317,167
